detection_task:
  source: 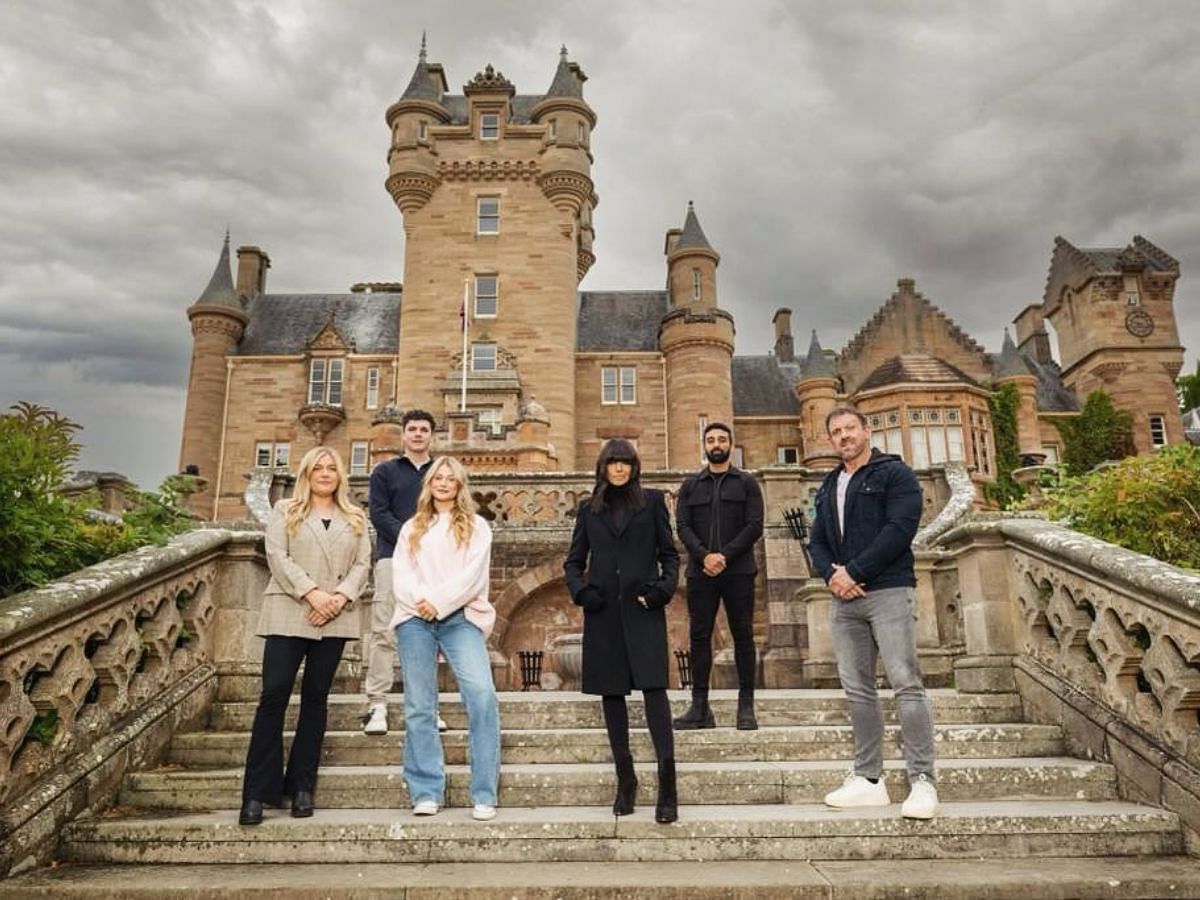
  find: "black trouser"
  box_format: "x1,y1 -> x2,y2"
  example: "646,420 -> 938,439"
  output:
242,635 -> 347,805
685,571 -> 756,695
602,690 -> 674,761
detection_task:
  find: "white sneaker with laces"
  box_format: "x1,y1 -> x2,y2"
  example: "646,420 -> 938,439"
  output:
472,804 -> 497,821
363,704 -> 388,736
437,716 -> 448,732
823,773 -> 891,809
901,774 -> 939,819
412,799 -> 439,816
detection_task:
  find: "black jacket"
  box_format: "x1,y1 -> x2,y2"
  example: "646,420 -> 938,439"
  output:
563,489 -> 680,696
807,449 -> 922,591
676,467 -> 764,577
368,456 -> 433,561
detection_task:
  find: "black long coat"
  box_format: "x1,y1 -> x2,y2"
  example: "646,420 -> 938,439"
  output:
563,489 -> 681,696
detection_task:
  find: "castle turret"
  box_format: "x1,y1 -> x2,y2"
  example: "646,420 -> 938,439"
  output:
795,330 -> 840,468
993,329 -> 1042,461
180,233 -> 247,518
385,35 -> 450,217
659,203 -> 734,467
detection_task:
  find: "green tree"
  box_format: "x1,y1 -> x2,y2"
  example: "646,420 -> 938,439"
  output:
984,382 -> 1025,509
1178,360 -> 1200,413
1054,390 -> 1136,476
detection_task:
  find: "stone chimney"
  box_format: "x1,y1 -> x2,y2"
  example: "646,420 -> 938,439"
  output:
236,246 -> 271,298
773,308 -> 794,363
1012,304 -> 1052,365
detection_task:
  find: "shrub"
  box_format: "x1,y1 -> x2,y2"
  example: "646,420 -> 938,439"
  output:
1054,390 -> 1135,476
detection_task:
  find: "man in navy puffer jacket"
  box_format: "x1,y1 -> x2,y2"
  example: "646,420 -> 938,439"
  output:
808,406 -> 939,820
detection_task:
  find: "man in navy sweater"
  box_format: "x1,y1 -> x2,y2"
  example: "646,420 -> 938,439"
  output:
808,406 -> 938,819
362,410 -> 434,735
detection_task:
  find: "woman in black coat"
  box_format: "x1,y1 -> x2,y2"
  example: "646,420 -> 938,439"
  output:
563,439 -> 681,823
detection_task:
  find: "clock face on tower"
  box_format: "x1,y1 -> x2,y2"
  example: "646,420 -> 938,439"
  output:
1125,308 -> 1155,338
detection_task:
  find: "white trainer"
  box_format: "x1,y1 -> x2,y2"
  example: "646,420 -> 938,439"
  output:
437,716 -> 448,732
412,799 -> 439,816
362,704 -> 388,735
823,773 -> 891,809
472,804 -> 497,821
901,774 -> 939,819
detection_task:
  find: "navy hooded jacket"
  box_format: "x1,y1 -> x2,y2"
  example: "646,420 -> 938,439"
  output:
807,449 -> 922,591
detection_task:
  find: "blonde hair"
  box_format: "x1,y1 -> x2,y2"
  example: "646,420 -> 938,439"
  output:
283,446 -> 366,536
406,456 -> 476,554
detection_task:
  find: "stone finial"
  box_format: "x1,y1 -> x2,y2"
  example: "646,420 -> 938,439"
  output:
465,64 -> 515,95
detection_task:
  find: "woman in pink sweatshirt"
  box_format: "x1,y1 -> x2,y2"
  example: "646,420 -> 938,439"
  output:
390,456 -> 500,820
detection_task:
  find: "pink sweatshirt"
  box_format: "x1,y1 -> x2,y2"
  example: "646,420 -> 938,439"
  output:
389,512 -> 496,638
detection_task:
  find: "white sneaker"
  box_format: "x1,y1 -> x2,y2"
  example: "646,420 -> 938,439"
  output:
412,799 -> 439,816
901,774 -> 939,819
437,716 -> 448,732
472,804 -> 497,821
824,773 -> 891,809
363,704 -> 388,735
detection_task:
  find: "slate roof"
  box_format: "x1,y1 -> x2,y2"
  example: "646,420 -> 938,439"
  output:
191,234 -> 243,311
545,47 -> 585,98
993,330 -> 1037,379
673,202 -> 715,252
801,330 -> 838,379
732,355 -> 801,416
237,293 -> 400,355
577,291 -> 668,351
858,354 -> 978,392
1026,356 -> 1080,413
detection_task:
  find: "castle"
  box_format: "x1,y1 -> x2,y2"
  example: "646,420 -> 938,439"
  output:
179,44 -> 1187,520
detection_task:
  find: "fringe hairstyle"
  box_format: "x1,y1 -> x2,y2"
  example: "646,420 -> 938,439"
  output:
282,446 -> 366,536
588,438 -> 646,514
406,456 -> 477,554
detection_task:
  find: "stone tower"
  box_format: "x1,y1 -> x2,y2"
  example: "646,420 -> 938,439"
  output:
179,233 -> 247,517
384,41 -> 596,469
993,329 -> 1042,461
658,202 -> 735,468
1042,236 -> 1185,453
795,330 -> 840,468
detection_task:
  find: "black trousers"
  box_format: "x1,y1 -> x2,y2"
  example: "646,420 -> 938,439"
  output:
242,635 -> 347,805
686,571 -> 756,695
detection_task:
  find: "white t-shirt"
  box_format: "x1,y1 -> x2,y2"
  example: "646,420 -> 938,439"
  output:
836,470 -> 853,538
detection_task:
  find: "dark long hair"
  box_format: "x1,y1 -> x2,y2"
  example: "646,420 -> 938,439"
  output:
588,439 -> 646,514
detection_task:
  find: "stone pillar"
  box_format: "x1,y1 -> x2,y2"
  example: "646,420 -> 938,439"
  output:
801,579 -> 839,686
942,525 -> 1019,692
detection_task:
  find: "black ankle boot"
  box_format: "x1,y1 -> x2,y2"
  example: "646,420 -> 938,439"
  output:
655,758 -> 678,824
736,694 -> 758,731
673,696 -> 715,730
613,754 -> 637,816
291,789 -> 314,818
238,799 -> 263,826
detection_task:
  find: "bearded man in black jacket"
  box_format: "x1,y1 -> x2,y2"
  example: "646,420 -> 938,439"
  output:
674,422 -> 764,731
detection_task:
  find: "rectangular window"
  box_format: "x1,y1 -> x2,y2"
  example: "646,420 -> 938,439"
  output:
273,443 -> 290,467
418,120 -> 428,141
471,342 -> 497,372
692,268 -> 702,302
1042,443 -> 1060,465
308,359 -> 326,404
1149,414 -> 1167,448
350,441 -> 369,476
477,197 -> 500,234
365,366 -> 379,409
474,274 -> 498,317
255,441 -> 272,467
548,118 -> 557,139
601,366 -> 636,404
255,442 -> 290,467
480,113 -> 499,139
777,446 -> 799,465
476,408 -> 503,435
1123,274 -> 1141,306
577,121 -> 585,143
327,358 -> 344,406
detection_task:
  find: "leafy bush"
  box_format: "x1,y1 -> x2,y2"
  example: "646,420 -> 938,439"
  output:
0,403 -> 196,598
984,382 -> 1025,509
1031,444 -> 1200,571
1054,390 -> 1135,476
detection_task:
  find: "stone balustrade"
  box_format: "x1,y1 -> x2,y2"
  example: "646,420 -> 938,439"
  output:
0,529 -> 265,876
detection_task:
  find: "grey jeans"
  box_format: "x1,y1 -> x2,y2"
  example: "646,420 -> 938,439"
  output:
831,586 -> 935,782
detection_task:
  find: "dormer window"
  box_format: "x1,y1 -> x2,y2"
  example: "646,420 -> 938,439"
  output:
471,342 -> 497,372
480,113 -> 500,140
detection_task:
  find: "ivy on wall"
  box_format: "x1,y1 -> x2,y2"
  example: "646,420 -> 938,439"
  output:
1055,390 -> 1135,476
985,382 -> 1025,509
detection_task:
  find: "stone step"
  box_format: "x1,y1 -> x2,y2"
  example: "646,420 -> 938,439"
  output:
120,757 -> 1117,810
60,801 -> 1182,865
169,722 -> 1065,767
205,689 -> 1024,733
7,857 -> 1200,899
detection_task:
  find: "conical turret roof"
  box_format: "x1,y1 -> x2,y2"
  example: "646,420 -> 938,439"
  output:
545,45 -> 585,98
802,330 -> 837,378
191,232 -> 242,310
674,201 -> 715,252
994,329 -> 1035,379
400,33 -> 442,102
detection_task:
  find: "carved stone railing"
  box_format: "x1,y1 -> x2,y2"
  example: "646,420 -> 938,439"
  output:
0,529 -> 266,876
941,516 -> 1200,847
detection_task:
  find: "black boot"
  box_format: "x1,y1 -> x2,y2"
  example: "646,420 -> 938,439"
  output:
238,799 -> 263,826
673,695 -> 715,730
613,754 -> 637,816
655,758 -> 678,824
291,790 -> 315,818
736,693 -> 758,731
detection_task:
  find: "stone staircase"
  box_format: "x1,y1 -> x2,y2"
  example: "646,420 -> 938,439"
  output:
4,688 -> 1200,898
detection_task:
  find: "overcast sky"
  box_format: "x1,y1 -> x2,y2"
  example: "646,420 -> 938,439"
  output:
2,0 -> 1197,489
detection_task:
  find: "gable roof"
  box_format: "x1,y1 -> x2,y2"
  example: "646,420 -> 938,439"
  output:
577,291 -> 669,351
732,355 -> 801,416
237,293 -> 400,355
857,353 -> 979,393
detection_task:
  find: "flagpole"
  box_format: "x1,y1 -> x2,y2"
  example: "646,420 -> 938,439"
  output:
460,278 -> 469,413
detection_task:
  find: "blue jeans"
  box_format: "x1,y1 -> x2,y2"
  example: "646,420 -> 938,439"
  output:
831,586 -> 935,783
394,610 -> 500,806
